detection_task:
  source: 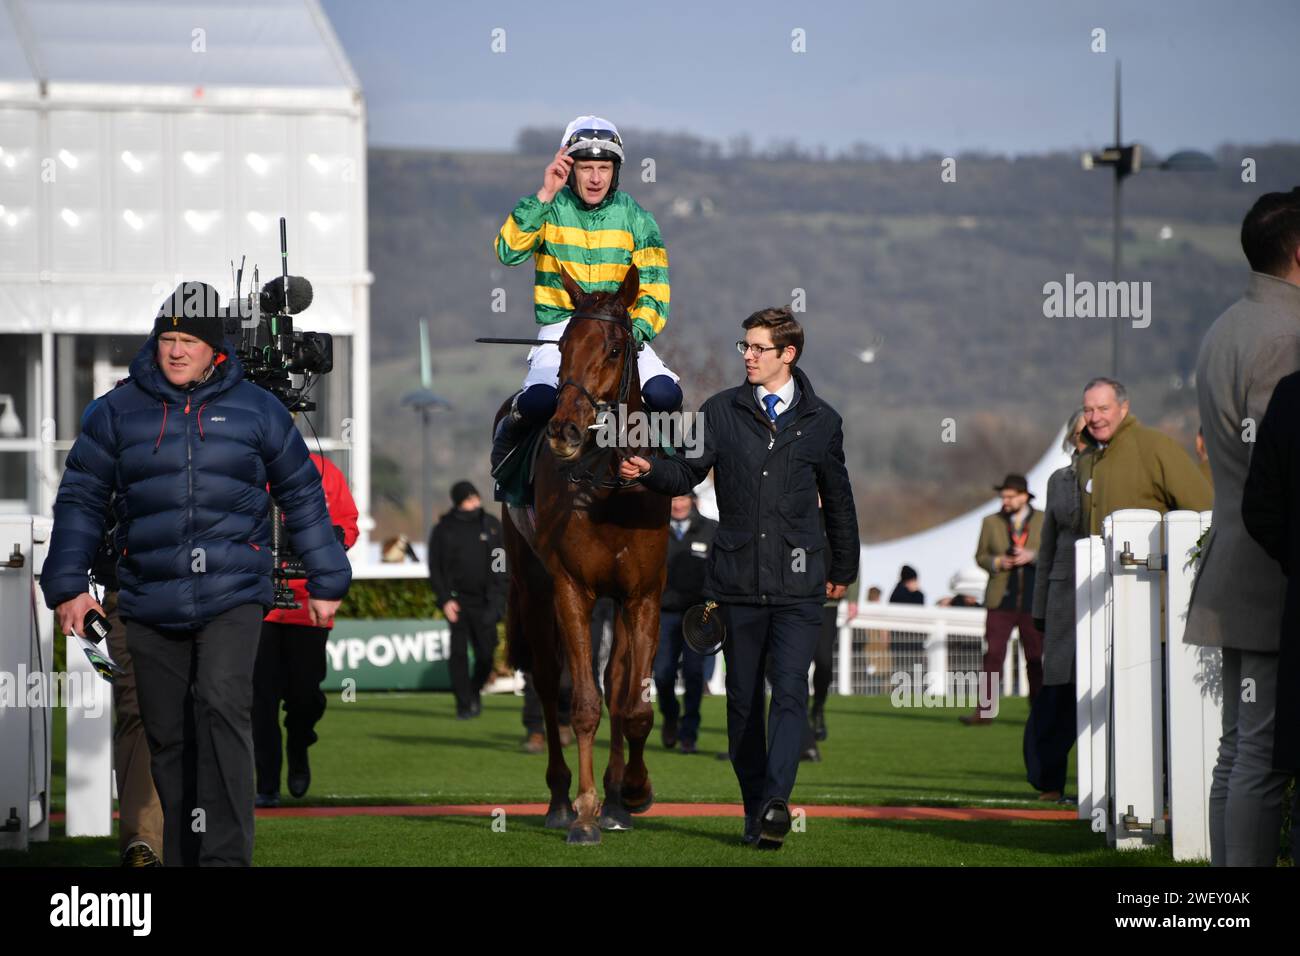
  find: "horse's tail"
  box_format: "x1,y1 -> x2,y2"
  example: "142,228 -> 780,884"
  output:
505,571 -> 532,672
502,505 -> 533,672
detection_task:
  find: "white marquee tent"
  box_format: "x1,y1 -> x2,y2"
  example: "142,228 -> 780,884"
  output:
0,0 -> 372,552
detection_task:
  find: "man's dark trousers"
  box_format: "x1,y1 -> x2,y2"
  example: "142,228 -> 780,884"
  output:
722,601 -> 823,816
1023,682 -> 1076,792
126,602 -> 265,867
523,668 -> 572,734
449,602 -> 498,714
654,610 -> 707,744
253,621 -> 328,796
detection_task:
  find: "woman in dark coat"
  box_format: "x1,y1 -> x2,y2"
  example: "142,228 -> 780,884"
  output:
1024,409 -> 1089,800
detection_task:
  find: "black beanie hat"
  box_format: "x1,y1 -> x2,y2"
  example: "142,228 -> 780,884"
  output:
153,281 -> 227,352
450,481 -> 479,507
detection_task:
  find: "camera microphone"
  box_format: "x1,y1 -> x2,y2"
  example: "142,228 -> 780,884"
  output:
259,276 -> 314,315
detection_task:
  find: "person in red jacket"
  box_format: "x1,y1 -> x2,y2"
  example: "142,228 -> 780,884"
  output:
253,454 -> 359,806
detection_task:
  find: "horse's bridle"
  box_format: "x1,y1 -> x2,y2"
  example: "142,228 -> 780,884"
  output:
553,310 -> 643,490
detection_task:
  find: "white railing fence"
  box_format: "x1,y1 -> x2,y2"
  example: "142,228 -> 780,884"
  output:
836,603 -> 1030,702
0,515 -> 55,850
1076,509 -> 1219,860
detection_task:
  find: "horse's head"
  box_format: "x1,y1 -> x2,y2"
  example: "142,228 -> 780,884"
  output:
546,263 -> 640,462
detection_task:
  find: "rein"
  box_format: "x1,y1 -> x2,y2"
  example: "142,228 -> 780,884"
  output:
554,311 -> 645,491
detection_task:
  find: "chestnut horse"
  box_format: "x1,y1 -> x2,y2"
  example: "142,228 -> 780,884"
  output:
495,264 -> 669,845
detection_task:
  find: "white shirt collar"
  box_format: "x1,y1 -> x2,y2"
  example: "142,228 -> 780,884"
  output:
754,376 -> 796,415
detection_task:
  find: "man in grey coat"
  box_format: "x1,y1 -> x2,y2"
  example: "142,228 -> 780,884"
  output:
1026,410 -> 1088,800
1184,187 -> 1300,866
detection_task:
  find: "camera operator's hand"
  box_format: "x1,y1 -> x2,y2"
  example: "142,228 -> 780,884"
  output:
538,148 -> 574,203
56,593 -> 106,638
308,598 -> 342,628
443,599 -> 460,625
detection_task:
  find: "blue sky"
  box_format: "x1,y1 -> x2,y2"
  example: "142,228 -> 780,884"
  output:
320,0 -> 1298,156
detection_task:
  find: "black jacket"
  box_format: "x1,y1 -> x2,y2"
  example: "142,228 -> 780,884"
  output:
663,508 -> 718,611
640,366 -> 859,605
889,582 -> 924,605
1241,369 -> 1300,770
427,507 -> 506,616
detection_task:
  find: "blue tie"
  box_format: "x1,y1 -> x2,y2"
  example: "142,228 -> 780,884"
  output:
762,394 -> 780,423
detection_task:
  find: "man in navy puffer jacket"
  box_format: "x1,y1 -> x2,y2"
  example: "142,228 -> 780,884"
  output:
41,281 -> 351,866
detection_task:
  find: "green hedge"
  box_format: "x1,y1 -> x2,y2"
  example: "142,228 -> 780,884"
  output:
339,578 -> 443,620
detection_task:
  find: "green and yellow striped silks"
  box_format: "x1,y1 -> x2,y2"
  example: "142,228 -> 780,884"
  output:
494,186 -> 669,342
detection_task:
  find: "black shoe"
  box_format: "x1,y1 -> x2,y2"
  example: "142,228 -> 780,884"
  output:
812,709 -> 827,741
755,798 -> 792,850
741,814 -> 761,845
469,697 -> 482,717
255,791 -> 280,809
287,749 -> 311,798
490,394 -> 531,474
121,842 -> 163,867
679,738 -> 697,755
661,715 -> 679,750
800,743 -> 822,762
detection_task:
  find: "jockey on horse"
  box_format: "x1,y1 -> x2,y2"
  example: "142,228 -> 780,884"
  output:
491,115 -> 682,480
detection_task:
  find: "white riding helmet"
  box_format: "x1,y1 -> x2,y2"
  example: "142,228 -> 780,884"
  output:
561,115 -> 624,200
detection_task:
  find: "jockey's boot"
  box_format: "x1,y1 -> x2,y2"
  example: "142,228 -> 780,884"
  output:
490,390 -> 531,475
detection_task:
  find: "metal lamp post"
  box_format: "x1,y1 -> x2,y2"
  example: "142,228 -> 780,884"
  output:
401,318 -> 451,542
1081,61 -> 1216,380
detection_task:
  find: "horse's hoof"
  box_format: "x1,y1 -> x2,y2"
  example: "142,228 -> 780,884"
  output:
624,785 -> 654,816
599,803 -> 634,831
545,803 -> 576,829
566,823 -> 602,845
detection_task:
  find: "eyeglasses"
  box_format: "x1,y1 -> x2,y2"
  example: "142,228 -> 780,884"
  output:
736,341 -> 781,357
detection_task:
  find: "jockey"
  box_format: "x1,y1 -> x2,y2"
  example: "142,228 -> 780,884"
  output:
491,115 -> 682,472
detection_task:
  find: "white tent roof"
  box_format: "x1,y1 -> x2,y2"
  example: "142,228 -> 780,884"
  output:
0,0 -> 359,106
856,429 -> 1073,605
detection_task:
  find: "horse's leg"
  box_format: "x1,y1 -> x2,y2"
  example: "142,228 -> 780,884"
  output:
532,591 -> 575,829
599,606 -> 633,831
620,591 -> 661,814
553,574 -> 602,845
505,510 -> 573,828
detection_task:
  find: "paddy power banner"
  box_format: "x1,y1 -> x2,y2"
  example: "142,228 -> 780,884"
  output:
326,619 -> 477,690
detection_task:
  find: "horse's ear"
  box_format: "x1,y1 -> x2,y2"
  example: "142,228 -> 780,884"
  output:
558,263 -> 585,310
618,263 -> 640,312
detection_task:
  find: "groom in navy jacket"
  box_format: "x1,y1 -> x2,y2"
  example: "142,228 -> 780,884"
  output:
622,306 -> 859,848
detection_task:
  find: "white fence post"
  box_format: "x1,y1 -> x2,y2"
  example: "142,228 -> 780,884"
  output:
1163,510 -> 1220,862
1106,509 -> 1165,850
837,620 -> 852,696
1001,630 -> 1014,701
64,630 -> 114,838
1075,534 -> 1108,825
926,620 -> 947,699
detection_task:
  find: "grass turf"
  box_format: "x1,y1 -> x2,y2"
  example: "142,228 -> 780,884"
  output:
3,691 -> 1193,866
